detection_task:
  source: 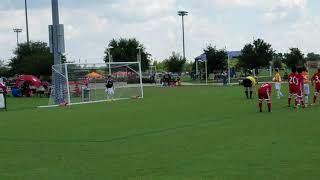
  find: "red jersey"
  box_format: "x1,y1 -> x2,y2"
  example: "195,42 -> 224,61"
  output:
312,72 -> 320,90
258,83 -> 272,100
258,83 -> 272,94
288,73 -> 303,92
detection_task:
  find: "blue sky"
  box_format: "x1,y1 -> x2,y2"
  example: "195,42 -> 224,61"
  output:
1,0 -> 320,63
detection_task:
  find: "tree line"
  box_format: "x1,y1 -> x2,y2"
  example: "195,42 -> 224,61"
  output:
1,38 -> 320,78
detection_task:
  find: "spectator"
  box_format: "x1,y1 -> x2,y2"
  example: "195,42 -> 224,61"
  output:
222,71 -> 228,86
21,81 -> 31,97
176,75 -> 181,86
0,79 -> 6,95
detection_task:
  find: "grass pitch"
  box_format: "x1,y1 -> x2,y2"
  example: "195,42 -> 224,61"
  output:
1,86 -> 320,179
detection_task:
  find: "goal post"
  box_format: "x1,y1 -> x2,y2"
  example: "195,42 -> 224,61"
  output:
42,62 -> 143,108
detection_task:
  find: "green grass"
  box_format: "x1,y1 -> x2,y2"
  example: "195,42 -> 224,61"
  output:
1,86 -> 320,179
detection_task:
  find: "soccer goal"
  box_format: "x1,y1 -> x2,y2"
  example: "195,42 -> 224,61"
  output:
40,62 -> 143,108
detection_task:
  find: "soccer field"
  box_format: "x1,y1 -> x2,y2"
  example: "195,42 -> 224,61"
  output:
1,86 -> 320,179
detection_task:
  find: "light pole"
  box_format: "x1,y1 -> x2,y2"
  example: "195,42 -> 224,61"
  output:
50,0 -> 66,104
13,28 -> 22,46
178,11 -> 188,60
24,0 -> 30,45
137,47 -> 142,62
107,46 -> 113,75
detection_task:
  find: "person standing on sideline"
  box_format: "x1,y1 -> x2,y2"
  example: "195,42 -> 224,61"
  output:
273,69 -> 283,99
311,68 -> 320,106
302,67 -> 310,107
105,75 -> 114,100
288,67 -> 304,108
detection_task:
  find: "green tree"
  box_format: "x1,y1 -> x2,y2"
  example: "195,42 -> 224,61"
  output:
163,52 -> 186,73
153,61 -> 165,72
104,38 -> 151,71
185,62 -> 193,72
203,45 -> 227,72
283,48 -> 305,68
9,41 -> 66,77
305,52 -> 320,62
239,38 -> 274,69
0,60 -> 10,77
273,53 -> 284,69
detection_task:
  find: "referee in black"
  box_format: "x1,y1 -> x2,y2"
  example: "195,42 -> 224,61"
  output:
242,71 -> 257,99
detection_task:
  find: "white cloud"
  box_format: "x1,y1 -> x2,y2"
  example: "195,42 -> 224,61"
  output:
111,0 -> 176,19
0,0 -> 319,64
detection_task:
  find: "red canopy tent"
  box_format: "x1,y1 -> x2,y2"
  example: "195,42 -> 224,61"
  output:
16,75 -> 42,88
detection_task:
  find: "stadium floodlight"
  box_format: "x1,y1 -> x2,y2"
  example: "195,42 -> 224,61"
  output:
13,28 -> 22,46
178,10 -> 188,60
40,62 -> 144,108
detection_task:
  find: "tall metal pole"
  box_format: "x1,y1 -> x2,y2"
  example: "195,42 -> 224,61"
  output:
228,54 -> 231,85
16,31 -> 19,45
196,60 -> 198,80
51,0 -> 63,104
13,28 -> 22,46
182,16 -> 185,60
205,60 -> 208,85
178,11 -> 188,60
24,0 -> 30,45
107,46 -> 113,75
108,49 -> 111,75
51,0 -> 61,65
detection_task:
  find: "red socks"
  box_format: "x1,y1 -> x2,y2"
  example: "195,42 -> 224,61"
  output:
301,100 -> 305,108
259,101 -> 271,112
267,102 -> 271,112
288,98 -> 291,107
294,99 -> 298,107
259,102 -> 262,112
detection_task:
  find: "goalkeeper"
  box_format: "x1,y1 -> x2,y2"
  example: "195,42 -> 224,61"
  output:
242,71 -> 257,99
105,75 -> 114,99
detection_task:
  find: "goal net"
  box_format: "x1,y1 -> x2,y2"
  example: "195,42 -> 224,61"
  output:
44,62 -> 143,107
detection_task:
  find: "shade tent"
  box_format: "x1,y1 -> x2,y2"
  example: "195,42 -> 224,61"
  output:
227,51 -> 241,84
227,51 -> 241,59
195,53 -> 208,84
195,51 -> 241,85
85,72 -> 103,79
16,75 -> 42,88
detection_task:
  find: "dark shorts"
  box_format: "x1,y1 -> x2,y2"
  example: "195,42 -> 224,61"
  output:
259,93 -> 270,100
243,78 -> 253,88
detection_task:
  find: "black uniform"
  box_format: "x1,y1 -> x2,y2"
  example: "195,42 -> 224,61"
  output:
106,80 -> 113,89
242,78 -> 253,88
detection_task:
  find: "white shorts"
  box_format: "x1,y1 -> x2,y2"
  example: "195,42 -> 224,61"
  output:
105,88 -> 114,96
275,82 -> 281,90
303,84 -> 310,95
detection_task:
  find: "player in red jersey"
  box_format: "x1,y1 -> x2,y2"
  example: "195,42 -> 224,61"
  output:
258,83 -> 272,112
288,67 -> 304,108
311,68 -> 320,105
